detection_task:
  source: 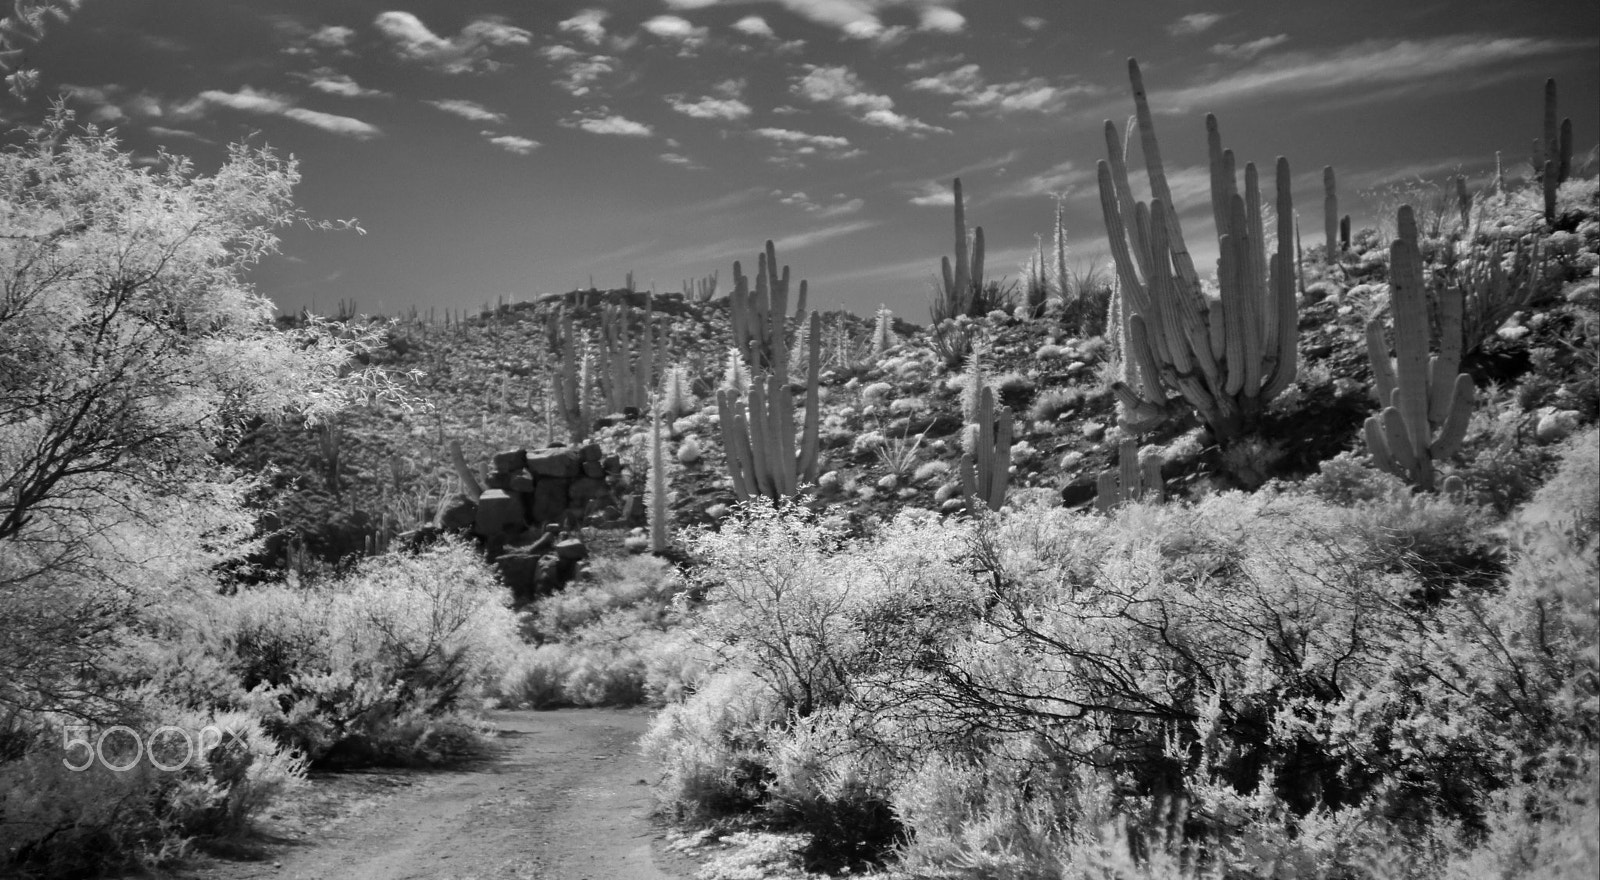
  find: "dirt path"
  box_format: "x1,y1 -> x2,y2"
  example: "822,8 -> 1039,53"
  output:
176,708 -> 696,880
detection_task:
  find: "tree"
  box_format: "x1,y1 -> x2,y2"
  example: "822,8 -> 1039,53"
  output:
0,108 -> 408,720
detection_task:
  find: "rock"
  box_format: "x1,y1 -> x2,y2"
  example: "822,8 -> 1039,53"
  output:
602,454 -> 623,474
493,448 -> 528,474
1536,410 -> 1581,444
569,476 -> 610,505
1082,422 -> 1107,441
555,538 -> 588,562
581,460 -> 606,479
939,497 -> 967,514
483,471 -> 511,490
495,548 -> 545,607
435,494 -> 477,531
527,447 -> 581,479
534,555 -> 564,594
878,474 -> 899,491
1060,474 -> 1098,509
474,489 -> 526,538
508,473 -> 535,493
580,443 -> 604,462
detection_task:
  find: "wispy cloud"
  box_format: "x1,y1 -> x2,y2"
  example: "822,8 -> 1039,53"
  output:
659,151 -> 707,170
1211,34 -> 1289,60
752,126 -> 861,162
373,11 -> 531,74
1168,12 -> 1224,36
562,110 -> 654,137
909,64 -> 1099,115
558,9 -> 608,46
668,94 -> 752,120
542,50 -> 615,97
773,189 -> 866,218
1155,35 -> 1584,112
193,87 -> 382,139
660,0 -> 963,41
793,64 -> 948,134
297,69 -> 389,99
484,133 -> 540,155
770,219 -> 879,252
987,162 -> 1096,201
426,98 -> 505,123
731,15 -> 774,37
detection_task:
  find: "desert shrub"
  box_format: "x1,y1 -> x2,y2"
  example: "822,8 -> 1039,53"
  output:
1029,386 -> 1083,423
763,708 -> 903,873
642,669 -> 787,821
0,707 -> 303,878
1454,392 -> 1562,514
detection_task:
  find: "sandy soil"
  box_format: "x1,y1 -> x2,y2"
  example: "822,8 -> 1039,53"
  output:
171,708 -> 697,880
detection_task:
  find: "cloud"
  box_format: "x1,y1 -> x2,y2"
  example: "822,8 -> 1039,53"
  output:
770,220 -> 880,253
147,125 -> 211,143
773,190 -> 866,217
543,51 -> 616,97
1168,13 -> 1224,36
732,15 -> 774,37
558,9 -> 608,46
918,7 -> 965,32
987,162 -> 1096,201
1020,16 -> 1046,31
373,11 -> 531,73
562,110 -> 654,137
1156,35 -> 1584,112
1211,34 -> 1289,60
643,15 -> 708,45
308,25 -> 355,49
793,64 -> 947,134
297,69 -> 389,98
909,64 -> 1098,114
660,151 -> 707,169
668,94 -> 752,119
195,86 -> 382,139
426,98 -> 505,123
752,126 -> 861,162
483,133 -> 540,154
908,181 -> 954,206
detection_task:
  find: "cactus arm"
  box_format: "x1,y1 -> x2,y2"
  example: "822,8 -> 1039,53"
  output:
1206,114 -> 1231,236
1380,406 -> 1421,483
1129,58 -> 1200,289
1246,162 -> 1272,368
774,378 -> 797,497
1096,161 -> 1153,319
960,452 -> 978,506
1365,318 -> 1398,408
649,403 -> 669,552
1363,416 -> 1401,479
1141,455 -> 1165,503
1219,230 -> 1246,396
1429,373 -> 1475,462
1260,159 -> 1298,401
988,403 -> 1013,510
449,440 -> 483,501
1118,438 -> 1140,503
715,390 -> 752,502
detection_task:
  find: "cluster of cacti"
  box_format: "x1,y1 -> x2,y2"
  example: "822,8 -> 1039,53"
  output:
1094,438 -> 1165,513
1363,206 -> 1475,491
958,385 -> 1011,511
716,311 -> 823,502
933,177 -> 986,322
729,240 -> 808,373
1537,77 -> 1574,220
548,307 -> 596,442
1096,58 -> 1299,446
1446,233 -> 1544,356
596,297 -> 669,413
682,271 -> 719,302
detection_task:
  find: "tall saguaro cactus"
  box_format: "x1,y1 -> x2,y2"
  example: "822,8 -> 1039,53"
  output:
934,178 -> 986,321
1537,77 -> 1574,221
1323,166 -> 1338,256
729,240 -> 807,373
1363,205 -> 1474,490
959,386 -> 1012,511
1097,58 -> 1298,452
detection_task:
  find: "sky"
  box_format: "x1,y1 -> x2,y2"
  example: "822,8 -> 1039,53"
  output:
10,0 -> 1599,321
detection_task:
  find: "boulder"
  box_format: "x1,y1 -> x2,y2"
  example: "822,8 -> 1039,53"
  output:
493,448 -> 528,474
526,446 -> 582,479
495,548 -> 544,607
581,460 -> 606,479
435,494 -> 477,531
531,478 -> 571,526
474,489 -> 526,538
569,476 -> 611,505
508,473 -> 536,493
555,538 -> 588,562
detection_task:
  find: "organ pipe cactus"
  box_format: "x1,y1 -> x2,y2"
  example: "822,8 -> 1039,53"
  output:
934,178 -> 985,321
1363,205 -> 1474,491
716,310 -> 823,502
647,398 -> 670,552
1097,58 -> 1298,451
730,240 -> 807,372
1094,437 -> 1165,513
1323,166 -> 1338,256
1537,78 -> 1574,221
959,386 -> 1011,511
549,308 -> 592,442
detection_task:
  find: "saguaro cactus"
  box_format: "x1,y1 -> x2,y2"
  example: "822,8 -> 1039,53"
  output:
1097,58 -> 1298,451
935,178 -> 986,321
549,307 -> 594,442
647,399 -> 670,552
959,386 -> 1012,511
1323,166 -> 1338,256
1363,205 -> 1474,490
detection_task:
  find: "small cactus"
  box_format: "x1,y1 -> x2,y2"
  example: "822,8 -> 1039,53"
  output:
1094,438 -> 1165,513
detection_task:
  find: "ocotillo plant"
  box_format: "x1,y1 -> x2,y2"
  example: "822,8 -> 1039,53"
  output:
1094,437 -> 1165,513
933,177 -> 985,322
1363,205 -> 1474,491
716,310 -> 823,502
729,240 -> 807,373
959,386 -> 1012,512
1097,58 -> 1298,456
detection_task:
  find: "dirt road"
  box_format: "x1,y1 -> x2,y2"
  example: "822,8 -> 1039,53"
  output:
177,708 -> 695,880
